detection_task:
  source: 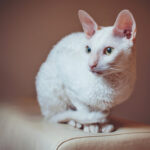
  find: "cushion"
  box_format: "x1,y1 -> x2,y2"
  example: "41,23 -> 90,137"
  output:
0,98 -> 150,150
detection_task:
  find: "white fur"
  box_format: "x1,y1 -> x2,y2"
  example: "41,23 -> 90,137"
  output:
35,10 -> 136,133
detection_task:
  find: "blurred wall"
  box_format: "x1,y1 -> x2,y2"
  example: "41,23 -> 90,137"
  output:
0,0 -> 150,124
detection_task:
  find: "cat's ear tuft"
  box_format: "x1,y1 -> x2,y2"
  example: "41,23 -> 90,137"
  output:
78,10 -> 98,39
113,10 -> 136,40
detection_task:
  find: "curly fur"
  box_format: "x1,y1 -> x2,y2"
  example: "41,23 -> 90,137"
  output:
35,9 -> 136,133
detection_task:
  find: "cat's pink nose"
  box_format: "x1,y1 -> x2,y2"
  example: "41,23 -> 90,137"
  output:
89,63 -> 97,71
88,53 -> 99,71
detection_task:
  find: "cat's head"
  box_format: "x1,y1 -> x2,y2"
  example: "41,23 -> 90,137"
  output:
78,9 -> 136,75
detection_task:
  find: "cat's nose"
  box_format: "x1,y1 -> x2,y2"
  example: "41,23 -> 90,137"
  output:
88,53 -> 99,71
89,63 -> 97,71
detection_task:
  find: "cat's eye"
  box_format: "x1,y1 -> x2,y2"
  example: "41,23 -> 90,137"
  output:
104,47 -> 114,55
86,46 -> 91,53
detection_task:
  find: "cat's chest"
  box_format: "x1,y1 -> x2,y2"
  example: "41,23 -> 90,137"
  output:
64,69 -> 115,104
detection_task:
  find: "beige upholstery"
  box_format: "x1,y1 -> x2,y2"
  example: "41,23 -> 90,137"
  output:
0,98 -> 150,150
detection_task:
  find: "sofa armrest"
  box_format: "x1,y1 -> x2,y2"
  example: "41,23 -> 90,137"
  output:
0,99 -> 150,150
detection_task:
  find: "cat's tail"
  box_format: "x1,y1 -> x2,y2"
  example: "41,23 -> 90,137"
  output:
49,110 -> 108,124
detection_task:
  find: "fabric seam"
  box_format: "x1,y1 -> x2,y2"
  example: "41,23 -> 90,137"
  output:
56,131 -> 150,150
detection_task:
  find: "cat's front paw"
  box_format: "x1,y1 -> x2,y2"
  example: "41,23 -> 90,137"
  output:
68,120 -> 82,129
83,123 -> 115,133
68,120 -> 100,133
101,124 -> 114,133
83,124 -> 99,133
68,120 -> 115,133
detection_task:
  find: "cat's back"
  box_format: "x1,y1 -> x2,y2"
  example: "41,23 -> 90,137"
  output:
47,32 -> 86,61
36,32 -> 87,95
43,32 -> 88,84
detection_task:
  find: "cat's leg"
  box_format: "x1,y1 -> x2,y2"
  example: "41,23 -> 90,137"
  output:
66,100 -> 110,133
50,111 -> 103,133
49,108 -> 114,133
50,109 -> 108,124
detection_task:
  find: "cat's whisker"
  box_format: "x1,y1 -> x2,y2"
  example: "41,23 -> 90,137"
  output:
109,67 -> 122,72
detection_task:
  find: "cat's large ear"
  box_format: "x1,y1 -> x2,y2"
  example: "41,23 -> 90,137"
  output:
78,10 -> 98,39
113,10 -> 136,40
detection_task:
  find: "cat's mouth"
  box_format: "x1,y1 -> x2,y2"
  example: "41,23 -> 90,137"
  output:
91,69 -> 104,75
90,66 -> 118,76
90,67 -> 107,75
90,66 -> 123,76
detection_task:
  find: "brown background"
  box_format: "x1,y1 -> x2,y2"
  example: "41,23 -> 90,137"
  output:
0,0 -> 150,124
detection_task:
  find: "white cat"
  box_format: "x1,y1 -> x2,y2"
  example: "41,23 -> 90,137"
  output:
36,9 -> 136,133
